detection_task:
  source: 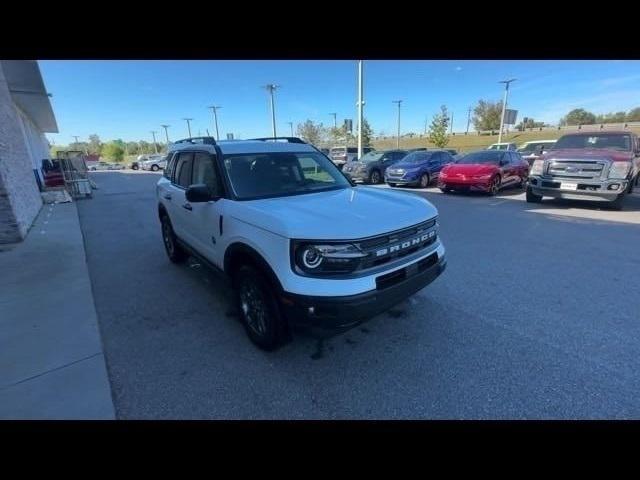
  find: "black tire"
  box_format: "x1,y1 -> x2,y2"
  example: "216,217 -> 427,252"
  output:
419,173 -> 430,188
519,175 -> 528,189
609,194 -> 625,211
388,183 -> 397,188
526,186 -> 543,203
234,264 -> 288,351
161,215 -> 187,263
440,186 -> 451,194
132,165 -> 139,170
488,175 -> 501,196
369,170 -> 381,184
151,164 -> 159,172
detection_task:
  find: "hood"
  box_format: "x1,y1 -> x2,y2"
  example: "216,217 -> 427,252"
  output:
443,163 -> 498,175
393,160 -> 425,170
543,149 -> 633,162
226,186 -> 438,239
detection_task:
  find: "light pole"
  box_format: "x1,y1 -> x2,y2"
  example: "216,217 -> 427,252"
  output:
498,78 -> 517,143
150,131 -> 158,154
450,112 -> 454,135
160,124 -> 170,144
392,100 -> 403,149
330,112 -> 337,129
357,60 -> 365,160
263,84 -> 280,138
208,106 -> 222,140
183,118 -> 193,138
288,122 -> 294,136
466,107 -> 472,135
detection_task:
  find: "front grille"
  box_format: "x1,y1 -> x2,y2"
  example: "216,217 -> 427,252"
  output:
546,160 -> 606,180
357,218 -> 437,270
375,252 -> 438,290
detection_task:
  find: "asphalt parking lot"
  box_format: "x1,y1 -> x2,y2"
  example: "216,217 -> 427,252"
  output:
78,171 -> 640,419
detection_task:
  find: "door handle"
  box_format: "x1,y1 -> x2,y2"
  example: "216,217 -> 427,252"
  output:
163,193 -> 172,200
182,203 -> 192,211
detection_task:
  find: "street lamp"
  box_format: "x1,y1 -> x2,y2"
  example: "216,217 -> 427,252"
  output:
263,84 -> 280,138
288,122 -> 294,136
183,118 -> 193,138
357,60 -> 365,160
150,131 -> 158,154
160,124 -> 170,144
498,78 -> 517,143
392,100 -> 403,149
208,106 -> 222,140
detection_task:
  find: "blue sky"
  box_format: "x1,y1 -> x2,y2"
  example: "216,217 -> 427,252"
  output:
40,60 -> 640,144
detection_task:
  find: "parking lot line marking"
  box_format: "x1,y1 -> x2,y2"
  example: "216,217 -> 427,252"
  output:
489,200 -> 509,206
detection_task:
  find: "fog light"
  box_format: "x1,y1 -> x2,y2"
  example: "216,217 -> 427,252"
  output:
308,306 -> 315,315
609,184 -> 620,191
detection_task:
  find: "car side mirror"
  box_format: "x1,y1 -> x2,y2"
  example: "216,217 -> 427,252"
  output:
186,184 -> 214,202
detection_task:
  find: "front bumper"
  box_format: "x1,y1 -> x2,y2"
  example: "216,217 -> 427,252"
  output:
281,252 -> 446,331
438,178 -> 492,192
385,175 -> 419,185
528,176 -> 627,202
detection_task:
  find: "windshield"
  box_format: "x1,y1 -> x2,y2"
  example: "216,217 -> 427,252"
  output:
223,152 -> 351,200
456,151 -> 504,165
359,151 -> 384,163
399,152 -> 431,164
552,134 -> 631,151
489,144 -> 510,151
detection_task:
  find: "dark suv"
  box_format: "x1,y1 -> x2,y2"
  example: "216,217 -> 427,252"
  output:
342,149 -> 408,184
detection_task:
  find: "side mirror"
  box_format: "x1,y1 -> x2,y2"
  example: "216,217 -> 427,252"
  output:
186,184 -> 214,202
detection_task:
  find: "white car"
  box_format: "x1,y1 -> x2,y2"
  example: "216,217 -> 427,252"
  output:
157,136 -> 446,350
517,140 -> 556,165
487,142 -> 517,151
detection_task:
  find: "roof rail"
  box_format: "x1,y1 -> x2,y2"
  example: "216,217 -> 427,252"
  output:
173,136 -> 217,145
249,136 -> 307,144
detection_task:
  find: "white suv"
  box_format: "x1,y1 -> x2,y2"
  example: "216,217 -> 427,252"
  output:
157,136 -> 447,350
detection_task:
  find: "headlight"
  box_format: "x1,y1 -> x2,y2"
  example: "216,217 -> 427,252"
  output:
293,242 -> 368,275
530,159 -> 544,176
608,162 -> 631,179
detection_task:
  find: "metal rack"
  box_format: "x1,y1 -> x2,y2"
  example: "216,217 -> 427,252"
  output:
56,150 -> 93,199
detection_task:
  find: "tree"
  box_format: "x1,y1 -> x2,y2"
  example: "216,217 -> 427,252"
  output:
102,142 -> 125,162
87,134 -> 102,156
516,118 -> 546,130
472,99 -> 503,132
560,108 -> 596,126
596,111 -> 627,124
296,120 -> 325,146
627,107 -> 640,122
361,118 -> 373,147
428,105 -> 450,148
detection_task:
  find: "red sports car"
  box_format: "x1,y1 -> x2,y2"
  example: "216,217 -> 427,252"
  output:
437,150 -> 529,195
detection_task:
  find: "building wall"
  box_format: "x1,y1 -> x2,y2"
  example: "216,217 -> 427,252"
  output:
0,63 -> 43,243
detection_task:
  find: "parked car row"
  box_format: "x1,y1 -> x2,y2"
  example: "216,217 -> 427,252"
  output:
89,161 -> 126,171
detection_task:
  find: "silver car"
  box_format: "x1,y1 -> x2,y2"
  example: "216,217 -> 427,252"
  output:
141,154 -> 167,171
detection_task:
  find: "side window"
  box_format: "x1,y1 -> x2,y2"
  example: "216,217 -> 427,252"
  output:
174,152 -> 194,188
163,153 -> 175,179
192,151 -> 221,197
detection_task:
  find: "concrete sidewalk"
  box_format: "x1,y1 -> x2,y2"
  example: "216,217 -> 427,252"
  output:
0,201 -> 115,419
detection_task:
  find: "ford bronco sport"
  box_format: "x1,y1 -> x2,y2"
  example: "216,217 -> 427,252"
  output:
157,136 -> 446,350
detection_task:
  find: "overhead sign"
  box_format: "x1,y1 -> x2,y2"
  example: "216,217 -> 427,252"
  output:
504,109 -> 518,125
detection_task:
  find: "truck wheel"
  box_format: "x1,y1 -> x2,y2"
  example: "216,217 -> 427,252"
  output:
161,215 -> 187,263
151,164 -> 159,172
526,186 -> 542,203
609,194 -> 624,211
234,265 -> 288,351
369,170 -> 381,184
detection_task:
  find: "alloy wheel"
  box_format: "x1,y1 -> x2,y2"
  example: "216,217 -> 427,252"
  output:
239,281 -> 268,336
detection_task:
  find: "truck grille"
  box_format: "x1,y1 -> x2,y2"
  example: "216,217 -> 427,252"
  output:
356,218 -> 437,270
546,160 -> 606,180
